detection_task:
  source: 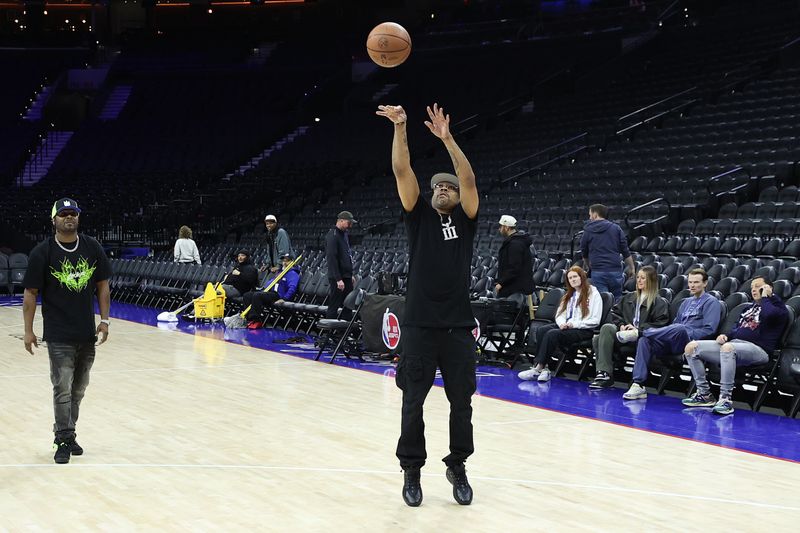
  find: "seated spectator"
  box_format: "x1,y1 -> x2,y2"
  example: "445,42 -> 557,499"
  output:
221,250 -> 258,298
518,266 -> 602,382
174,225 -> 201,264
623,268 -> 721,400
242,253 -> 300,327
681,277 -> 790,415
589,266 -> 669,389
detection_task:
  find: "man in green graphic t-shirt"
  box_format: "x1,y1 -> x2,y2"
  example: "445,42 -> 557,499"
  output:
22,198 -> 112,464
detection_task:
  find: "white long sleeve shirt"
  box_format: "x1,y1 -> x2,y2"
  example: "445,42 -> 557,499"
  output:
555,285 -> 602,329
174,238 -> 201,264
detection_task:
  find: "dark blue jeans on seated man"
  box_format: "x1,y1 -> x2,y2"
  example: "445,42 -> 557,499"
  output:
590,270 -> 624,302
48,342 -> 96,441
631,324 -> 691,384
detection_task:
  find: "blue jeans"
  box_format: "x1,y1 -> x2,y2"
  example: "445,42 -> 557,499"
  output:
48,341 -> 96,441
632,325 -> 690,384
590,270 -> 624,302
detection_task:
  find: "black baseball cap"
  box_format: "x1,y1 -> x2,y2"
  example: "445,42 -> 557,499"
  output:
280,253 -> 293,260
51,198 -> 81,218
337,211 -> 357,223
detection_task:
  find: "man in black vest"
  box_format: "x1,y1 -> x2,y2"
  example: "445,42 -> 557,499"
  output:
377,102 -> 479,507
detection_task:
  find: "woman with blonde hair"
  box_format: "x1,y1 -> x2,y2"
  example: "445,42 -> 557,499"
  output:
174,225 -> 201,264
588,265 -> 669,389
518,266 -> 602,382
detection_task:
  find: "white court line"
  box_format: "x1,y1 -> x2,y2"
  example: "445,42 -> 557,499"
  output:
1,462 -> 798,512
0,360 -> 304,380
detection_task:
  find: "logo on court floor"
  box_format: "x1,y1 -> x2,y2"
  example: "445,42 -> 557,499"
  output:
382,308 -> 401,350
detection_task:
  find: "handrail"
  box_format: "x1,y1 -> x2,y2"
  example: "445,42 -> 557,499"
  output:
617,86 -> 696,123
623,197 -> 671,232
656,0 -> 680,22
499,132 -> 587,172
501,145 -> 589,184
705,166 -> 750,196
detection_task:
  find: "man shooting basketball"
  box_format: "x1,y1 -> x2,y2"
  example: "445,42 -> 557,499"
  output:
376,103 -> 478,507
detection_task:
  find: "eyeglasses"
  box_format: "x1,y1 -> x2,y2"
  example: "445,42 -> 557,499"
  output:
433,183 -> 459,192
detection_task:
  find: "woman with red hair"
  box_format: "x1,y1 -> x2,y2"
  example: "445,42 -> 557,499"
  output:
518,266 -> 603,382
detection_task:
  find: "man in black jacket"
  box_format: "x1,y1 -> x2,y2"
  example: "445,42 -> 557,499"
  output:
221,250 -> 258,298
325,211 -> 356,319
495,215 -> 534,298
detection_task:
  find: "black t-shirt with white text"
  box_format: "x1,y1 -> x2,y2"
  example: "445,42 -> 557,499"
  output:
403,196 -> 477,328
23,234 -> 111,342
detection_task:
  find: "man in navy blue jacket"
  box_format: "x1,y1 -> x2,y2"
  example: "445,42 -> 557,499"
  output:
681,277 -> 790,415
580,204 -> 635,302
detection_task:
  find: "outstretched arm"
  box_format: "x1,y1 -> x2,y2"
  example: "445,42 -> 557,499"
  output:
425,103 -> 478,219
376,105 -> 419,212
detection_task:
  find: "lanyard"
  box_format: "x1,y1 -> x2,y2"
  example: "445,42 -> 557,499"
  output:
567,293 -> 579,321
633,294 -> 644,327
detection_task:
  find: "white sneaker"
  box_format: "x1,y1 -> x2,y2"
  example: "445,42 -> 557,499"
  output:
223,316 -> 233,327
622,383 -> 647,400
518,368 -> 541,381
537,368 -> 552,382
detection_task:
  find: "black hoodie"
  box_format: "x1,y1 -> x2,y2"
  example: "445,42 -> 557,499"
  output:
496,231 -> 534,297
226,253 -> 258,294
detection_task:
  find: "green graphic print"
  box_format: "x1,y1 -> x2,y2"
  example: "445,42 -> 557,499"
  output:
50,257 -> 96,292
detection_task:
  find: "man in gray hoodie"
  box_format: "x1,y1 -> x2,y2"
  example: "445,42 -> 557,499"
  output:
579,204 -> 635,302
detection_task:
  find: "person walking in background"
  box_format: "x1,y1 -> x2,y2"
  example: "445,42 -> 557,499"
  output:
22,198 -> 112,464
324,211 -> 356,319
174,225 -> 201,264
495,214 -> 534,299
580,204 -> 635,302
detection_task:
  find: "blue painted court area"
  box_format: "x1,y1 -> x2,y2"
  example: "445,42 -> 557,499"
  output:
7,296 -> 799,463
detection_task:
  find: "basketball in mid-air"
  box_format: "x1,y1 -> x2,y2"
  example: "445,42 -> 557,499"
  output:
366,22 -> 411,68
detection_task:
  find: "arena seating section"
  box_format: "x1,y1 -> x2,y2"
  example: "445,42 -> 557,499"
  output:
3,0 -> 800,416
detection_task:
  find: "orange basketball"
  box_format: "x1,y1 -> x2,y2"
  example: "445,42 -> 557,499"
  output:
366,22 -> 411,68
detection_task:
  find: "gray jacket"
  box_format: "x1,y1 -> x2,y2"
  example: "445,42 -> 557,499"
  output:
266,227 -> 293,267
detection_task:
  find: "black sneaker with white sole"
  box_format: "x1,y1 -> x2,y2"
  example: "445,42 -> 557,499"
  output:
589,371 -> 614,389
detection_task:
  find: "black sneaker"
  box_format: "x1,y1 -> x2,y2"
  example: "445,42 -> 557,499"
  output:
446,464 -> 473,505
70,437 -> 84,456
53,441 -> 71,464
402,468 -> 423,507
589,371 -> 614,389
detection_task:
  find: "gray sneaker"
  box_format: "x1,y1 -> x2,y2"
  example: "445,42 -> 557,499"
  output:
712,396 -> 734,416
622,383 -> 647,400
681,391 -> 717,408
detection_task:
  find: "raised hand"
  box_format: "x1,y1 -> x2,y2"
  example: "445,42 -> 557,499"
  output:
424,103 -> 450,139
376,105 -> 407,125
